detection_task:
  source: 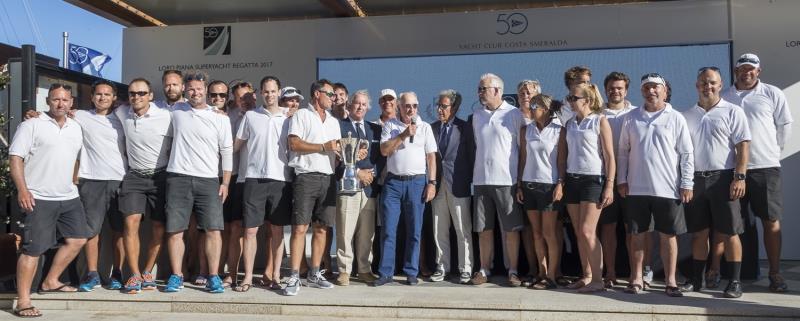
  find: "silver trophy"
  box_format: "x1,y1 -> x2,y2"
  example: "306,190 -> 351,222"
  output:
339,131 -> 369,193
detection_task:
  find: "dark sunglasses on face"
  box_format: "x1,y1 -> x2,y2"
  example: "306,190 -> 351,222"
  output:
129,91 -> 149,97
477,86 -> 496,92
319,90 -> 335,98
737,57 -> 759,65
209,92 -> 228,99
566,95 -> 586,103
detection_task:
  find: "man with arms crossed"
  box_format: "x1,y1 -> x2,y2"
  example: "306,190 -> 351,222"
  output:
617,73 -> 694,297
163,71 -> 233,293
681,67 -> 751,298
10,84 -> 88,317
283,79 -> 341,296
115,78 -> 172,294
719,53 -> 792,292
471,73 -> 525,286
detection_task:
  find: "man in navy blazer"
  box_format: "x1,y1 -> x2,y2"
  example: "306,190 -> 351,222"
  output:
429,89 -> 475,284
334,90 -> 384,286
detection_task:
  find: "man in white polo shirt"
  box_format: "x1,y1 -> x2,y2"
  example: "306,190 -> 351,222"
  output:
471,73 -> 525,286
163,71 -> 233,294
617,73 -> 694,297
115,78 -> 172,294
73,80 -> 127,293
374,91 -> 437,286
155,69 -> 186,110
283,79 -> 341,296
681,67 -> 751,298
10,84 -> 88,318
720,53 -> 793,293
234,76 -> 293,292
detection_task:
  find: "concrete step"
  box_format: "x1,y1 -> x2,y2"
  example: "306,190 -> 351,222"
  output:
2,275 -> 799,321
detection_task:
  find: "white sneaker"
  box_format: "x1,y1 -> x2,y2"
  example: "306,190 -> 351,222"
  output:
307,270 -> 334,289
282,275 -> 301,296
643,266 -> 654,284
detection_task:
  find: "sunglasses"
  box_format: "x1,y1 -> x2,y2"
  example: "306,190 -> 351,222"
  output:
697,66 -> 720,74
319,90 -> 335,98
477,86 -> 497,92
737,57 -> 759,65
437,104 -> 451,110
129,91 -> 149,97
185,73 -> 206,82
565,95 -> 586,103
209,92 -> 228,99
283,88 -> 300,96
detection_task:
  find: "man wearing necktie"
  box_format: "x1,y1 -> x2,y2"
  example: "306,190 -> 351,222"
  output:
334,90 -> 384,286
430,90 -> 475,284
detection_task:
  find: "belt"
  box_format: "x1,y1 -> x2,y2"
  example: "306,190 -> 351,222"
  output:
300,172 -> 331,177
694,170 -> 730,178
387,173 -> 425,181
129,167 -> 166,179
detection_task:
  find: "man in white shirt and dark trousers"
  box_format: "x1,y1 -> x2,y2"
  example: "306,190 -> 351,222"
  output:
681,67 -> 751,298
163,71 -> 233,294
9,84 -> 89,318
75,80 -> 128,292
470,73 -> 526,286
720,53 -> 792,293
284,79 -> 342,296
374,91 -> 437,286
617,74 -> 694,297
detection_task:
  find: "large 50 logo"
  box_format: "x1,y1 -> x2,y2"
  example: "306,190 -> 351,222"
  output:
496,13 -> 528,35
203,26 -> 231,55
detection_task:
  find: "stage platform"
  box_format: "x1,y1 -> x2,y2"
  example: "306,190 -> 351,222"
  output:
1,261 -> 799,321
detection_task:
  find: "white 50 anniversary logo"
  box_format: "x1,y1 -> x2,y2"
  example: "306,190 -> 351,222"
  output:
496,13 -> 528,35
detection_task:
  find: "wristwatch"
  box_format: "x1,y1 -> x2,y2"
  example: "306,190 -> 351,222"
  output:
428,180 -> 437,185
734,172 -> 746,181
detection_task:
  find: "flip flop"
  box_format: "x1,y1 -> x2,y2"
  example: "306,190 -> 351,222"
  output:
269,281 -> 282,291
38,284 -> 77,294
233,283 -> 251,292
193,275 -> 208,286
13,306 -> 42,318
624,283 -> 643,294
567,279 -> 588,289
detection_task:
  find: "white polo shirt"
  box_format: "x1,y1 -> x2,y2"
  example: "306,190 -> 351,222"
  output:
722,81 -> 793,169
237,106 -> 292,182
617,104 -> 694,199
167,102 -> 233,178
521,118 -> 562,184
227,106 -> 246,176
288,104 -> 341,175
682,99 -> 751,172
603,103 -> 637,157
381,116 -> 437,176
115,103 -> 173,171
154,98 -> 186,111
73,109 -> 127,181
565,113 -> 604,175
9,113 -> 83,200
472,101 -> 524,186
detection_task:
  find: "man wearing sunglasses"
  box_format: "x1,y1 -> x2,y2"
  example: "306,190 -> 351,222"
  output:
284,79 -> 342,296
9,84 -> 88,317
681,67 -> 751,298
163,71 -> 233,294
207,80 -> 229,110
719,53 -> 792,293
155,69 -> 186,110
115,78 -> 172,294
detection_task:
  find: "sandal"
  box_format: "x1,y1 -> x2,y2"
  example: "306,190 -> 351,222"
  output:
269,280 -> 282,291
578,284 -> 607,293
769,274 -> 788,293
193,275 -> 208,286
567,279 -> 588,289
531,278 -> 557,290
624,283 -> 643,294
603,278 -> 618,289
233,283 -> 252,292
555,276 -> 572,287
38,284 -> 77,294
13,306 -> 42,318
665,286 -> 683,297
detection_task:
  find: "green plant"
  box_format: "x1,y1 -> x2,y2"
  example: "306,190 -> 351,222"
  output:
0,63 -> 8,90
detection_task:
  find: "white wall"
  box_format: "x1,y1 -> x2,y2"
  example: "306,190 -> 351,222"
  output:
123,0 -> 800,259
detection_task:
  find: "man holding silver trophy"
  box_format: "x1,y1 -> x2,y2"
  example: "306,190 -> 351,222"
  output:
334,90 -> 383,286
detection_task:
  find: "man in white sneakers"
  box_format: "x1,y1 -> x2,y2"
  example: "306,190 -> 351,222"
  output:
163,71 -> 233,294
10,84 -> 88,317
681,67 -> 751,298
284,79 -> 341,296
720,53 -> 793,292
617,73 -> 694,297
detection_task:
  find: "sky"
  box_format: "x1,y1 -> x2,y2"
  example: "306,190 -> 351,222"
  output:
0,0 -> 124,81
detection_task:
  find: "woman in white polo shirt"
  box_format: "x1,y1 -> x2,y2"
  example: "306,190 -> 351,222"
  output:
557,83 -> 616,293
516,94 -> 564,290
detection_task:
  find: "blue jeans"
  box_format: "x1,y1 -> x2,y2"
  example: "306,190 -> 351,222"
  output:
378,176 -> 426,278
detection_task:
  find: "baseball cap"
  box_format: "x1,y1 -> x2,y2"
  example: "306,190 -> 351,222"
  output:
280,86 -> 304,100
640,73 -> 667,88
736,53 -> 760,68
379,89 -> 397,100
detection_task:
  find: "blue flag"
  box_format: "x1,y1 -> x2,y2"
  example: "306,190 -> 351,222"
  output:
68,44 -> 111,77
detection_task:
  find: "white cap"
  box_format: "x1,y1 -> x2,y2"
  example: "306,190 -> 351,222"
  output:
280,86 -> 304,100
379,88 -> 397,100
640,73 -> 667,88
736,53 -> 760,68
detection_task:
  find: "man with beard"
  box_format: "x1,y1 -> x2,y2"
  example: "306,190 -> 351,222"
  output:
155,69 -> 186,110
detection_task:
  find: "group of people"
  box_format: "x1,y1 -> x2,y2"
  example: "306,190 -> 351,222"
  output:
8,52 -> 792,317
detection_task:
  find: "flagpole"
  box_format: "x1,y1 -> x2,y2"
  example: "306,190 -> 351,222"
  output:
62,32 -> 68,69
